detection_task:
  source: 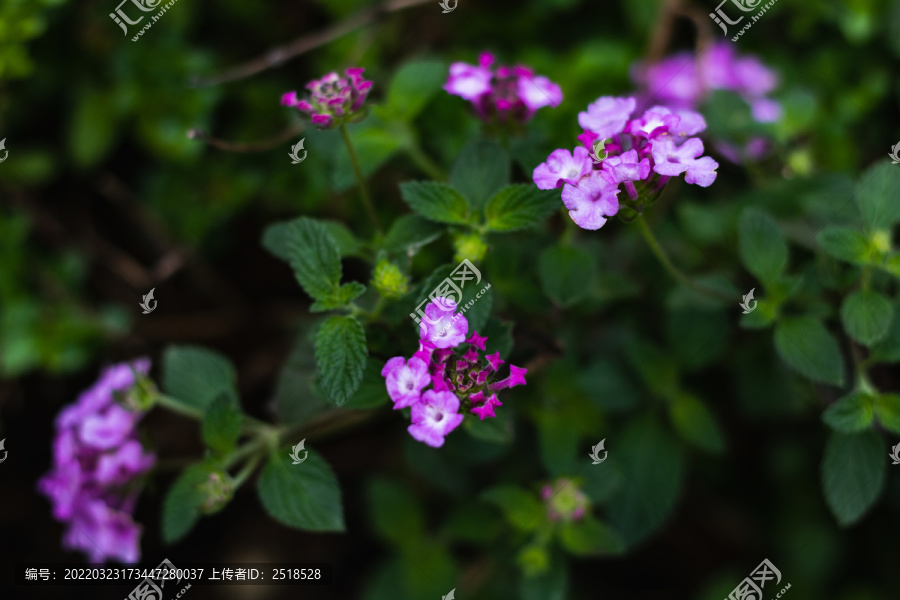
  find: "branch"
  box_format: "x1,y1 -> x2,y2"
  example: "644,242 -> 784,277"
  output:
187,121 -> 305,153
189,0 -> 432,87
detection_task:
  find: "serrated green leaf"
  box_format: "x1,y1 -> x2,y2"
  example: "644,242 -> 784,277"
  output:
816,226 -> 872,265
272,217 -> 342,301
162,464 -> 213,544
384,214 -> 444,255
668,392 -> 725,454
481,484 -> 544,531
738,208 -> 788,282
463,409 -> 512,443
315,316 -> 367,406
870,303 -> 900,362
536,410 -> 579,475
538,244 -> 597,307
385,58 -> 447,121
577,362 -> 639,412
874,393 -> 900,434
558,518 -> 625,556
822,391 -> 876,432
310,282 -> 367,312
840,289 -> 894,346
201,393 -> 243,455
367,478 -> 424,547
774,317 -> 845,386
272,330 -> 332,424
321,220 -> 363,257
450,139 -> 510,211
484,185 -> 559,232
400,181 -> 470,224
821,431 -> 885,526
854,160 -> 900,231
344,360 -> 389,410
162,345 -> 238,412
257,449 -> 345,531
606,418 -> 684,546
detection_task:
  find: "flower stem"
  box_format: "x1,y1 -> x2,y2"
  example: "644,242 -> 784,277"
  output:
405,143 -> 446,180
340,123 -> 382,233
635,216 -> 732,303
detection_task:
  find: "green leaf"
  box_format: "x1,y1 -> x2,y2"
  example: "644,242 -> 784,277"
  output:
449,139 -> 510,211
257,449 -> 345,531
162,346 -> 238,412
668,392 -> 725,454
385,214 -> 444,255
263,217 -> 342,301
69,89 -> 117,168
519,557 -> 567,600
870,303 -> 900,362
840,289 -> 894,346
873,393 -> 900,434
310,282 -> 367,312
536,410 -> 579,475
821,430 -> 885,526
558,518 -> 625,556
738,208 -> 788,282
162,464 -> 213,544
344,360 -> 389,410
606,418 -> 684,546
385,58 -> 447,121
822,391 -> 876,432
201,393 -> 243,455
331,116 -> 405,192
481,484 -> 544,531
367,478 -> 424,547
315,316 -> 367,406
400,181 -> 470,225
484,185 -> 559,232
854,160 -> 900,231
774,317 -> 845,386
272,329 -> 331,424
577,361 -> 639,412
321,220 -> 363,257
580,459 -> 623,504
538,244 -> 597,307
463,409 -> 512,443
816,226 -> 872,265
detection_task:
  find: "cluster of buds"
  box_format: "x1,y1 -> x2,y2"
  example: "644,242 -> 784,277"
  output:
281,67 -> 373,129
381,297 -> 527,448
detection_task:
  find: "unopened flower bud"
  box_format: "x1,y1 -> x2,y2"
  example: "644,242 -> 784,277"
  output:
197,470 -> 235,514
453,233 -> 488,263
372,258 -> 409,299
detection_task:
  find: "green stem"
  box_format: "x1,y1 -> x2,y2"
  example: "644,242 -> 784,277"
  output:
155,394 -> 203,420
340,123 -> 382,233
405,143 -> 446,180
233,452 -> 263,488
635,216 -> 732,303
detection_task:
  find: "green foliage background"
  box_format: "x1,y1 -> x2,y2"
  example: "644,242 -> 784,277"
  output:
2,0 -> 900,599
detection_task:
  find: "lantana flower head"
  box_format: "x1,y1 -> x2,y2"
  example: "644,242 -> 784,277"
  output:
632,42 -> 780,123
281,67 -> 373,129
381,298 -> 528,448
445,52 -> 562,123
534,96 -> 718,230
38,359 -> 155,563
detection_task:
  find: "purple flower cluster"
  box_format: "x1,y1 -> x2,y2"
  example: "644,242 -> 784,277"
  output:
444,52 -> 563,123
281,67 -> 373,129
381,298 -> 527,448
38,359 -> 155,563
633,42 -> 780,123
533,96 -> 718,230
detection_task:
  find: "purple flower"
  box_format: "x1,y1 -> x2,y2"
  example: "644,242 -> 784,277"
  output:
282,67 -> 373,130
38,358 -> 154,564
626,109 -> 680,139
517,75 -> 564,111
381,356 -> 430,409
445,51 -> 562,123
578,96 -> 636,138
465,331 -> 488,351
560,171 -> 621,230
651,137 -> 718,187
408,390 -> 464,448
601,149 -> 651,185
533,147 -> 593,190
444,53 -> 494,100
419,300 -> 469,349
489,365 -> 528,391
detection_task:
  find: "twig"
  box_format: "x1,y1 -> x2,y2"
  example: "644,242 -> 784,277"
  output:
189,0 -> 432,87
186,121 -> 305,153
